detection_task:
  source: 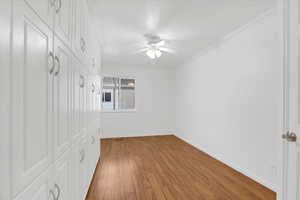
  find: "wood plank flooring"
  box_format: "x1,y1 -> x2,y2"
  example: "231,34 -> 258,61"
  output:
86,135 -> 276,200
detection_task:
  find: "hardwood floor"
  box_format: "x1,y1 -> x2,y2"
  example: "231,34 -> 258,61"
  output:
86,135 -> 276,200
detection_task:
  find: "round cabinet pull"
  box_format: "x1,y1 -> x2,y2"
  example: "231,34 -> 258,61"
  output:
91,136 -> 96,144
92,58 -> 96,68
92,83 -> 95,93
83,39 -> 86,51
80,149 -> 85,163
55,0 -> 62,13
48,52 -> 55,74
79,75 -> 85,88
54,56 -> 60,76
49,190 -> 56,200
80,38 -> 85,52
54,184 -> 61,200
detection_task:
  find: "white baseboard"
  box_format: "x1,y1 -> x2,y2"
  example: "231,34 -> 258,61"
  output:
101,133 -> 174,139
176,134 -> 278,193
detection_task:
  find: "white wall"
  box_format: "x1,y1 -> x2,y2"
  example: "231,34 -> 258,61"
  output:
175,9 -> 282,191
101,65 -> 176,138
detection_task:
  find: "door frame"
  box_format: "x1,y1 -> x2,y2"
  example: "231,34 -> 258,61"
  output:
280,0 -> 291,199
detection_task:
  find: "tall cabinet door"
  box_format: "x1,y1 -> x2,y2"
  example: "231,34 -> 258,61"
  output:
72,58 -> 82,143
54,0 -> 73,45
52,150 -> 72,200
79,71 -> 87,135
14,168 -> 54,200
23,0 -> 54,27
87,126 -> 100,183
53,37 -> 72,160
11,1 -> 54,196
73,0 -> 88,61
72,138 -> 89,200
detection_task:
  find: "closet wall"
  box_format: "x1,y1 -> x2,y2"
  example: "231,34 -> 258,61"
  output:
2,0 -> 102,199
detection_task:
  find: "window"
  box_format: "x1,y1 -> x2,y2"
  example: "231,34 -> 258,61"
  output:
102,76 -> 136,111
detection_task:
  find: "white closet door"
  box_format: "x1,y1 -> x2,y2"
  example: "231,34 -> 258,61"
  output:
87,77 -> 94,126
78,138 -> 90,200
87,126 -> 100,183
72,58 -> 82,143
23,0 -> 54,28
53,37 -> 71,160
72,0 -> 88,61
79,71 -> 87,135
53,150 -> 72,200
54,0 -> 72,45
13,168 -> 54,200
72,137 -> 90,200
11,1 -> 53,196
96,77 -> 102,119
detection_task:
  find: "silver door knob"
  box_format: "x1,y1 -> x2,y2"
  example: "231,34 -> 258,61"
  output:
48,51 -> 55,74
80,149 -> 85,163
55,0 -> 62,13
91,136 -> 95,144
49,190 -> 56,200
282,131 -> 297,142
54,183 -> 60,200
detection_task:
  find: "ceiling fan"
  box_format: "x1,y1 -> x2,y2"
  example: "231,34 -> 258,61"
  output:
137,34 -> 174,59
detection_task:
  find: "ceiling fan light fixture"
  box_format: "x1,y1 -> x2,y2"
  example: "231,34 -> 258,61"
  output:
155,50 -> 162,58
146,49 -> 156,59
144,36 -> 167,59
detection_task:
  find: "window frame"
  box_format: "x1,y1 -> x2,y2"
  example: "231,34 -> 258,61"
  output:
101,75 -> 137,113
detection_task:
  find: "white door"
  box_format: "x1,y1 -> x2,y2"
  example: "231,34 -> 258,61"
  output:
54,0 -> 72,45
86,124 -> 100,183
23,0 -> 54,27
53,150 -> 72,200
87,77 -> 95,125
14,168 -> 55,200
78,138 -> 90,200
53,36 -> 71,160
11,1 -> 54,196
73,0 -> 88,60
72,137 -> 89,200
72,58 -> 82,142
80,71 -> 87,135
284,0 -> 300,199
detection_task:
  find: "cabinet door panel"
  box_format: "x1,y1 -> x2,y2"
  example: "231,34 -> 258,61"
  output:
54,0 -> 72,45
53,37 -> 71,160
11,2 -> 53,195
14,168 -> 53,200
72,59 -> 81,142
87,127 -> 100,184
87,76 -> 93,126
80,72 -> 87,135
53,150 -> 72,200
72,138 -> 89,200
73,0 -> 88,61
24,0 -> 54,27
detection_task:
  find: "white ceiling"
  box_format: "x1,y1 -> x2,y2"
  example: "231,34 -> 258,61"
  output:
88,0 -> 276,68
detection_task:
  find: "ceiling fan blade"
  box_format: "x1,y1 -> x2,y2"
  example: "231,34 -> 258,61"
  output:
156,40 -> 166,46
132,48 -> 148,54
159,47 -> 175,53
